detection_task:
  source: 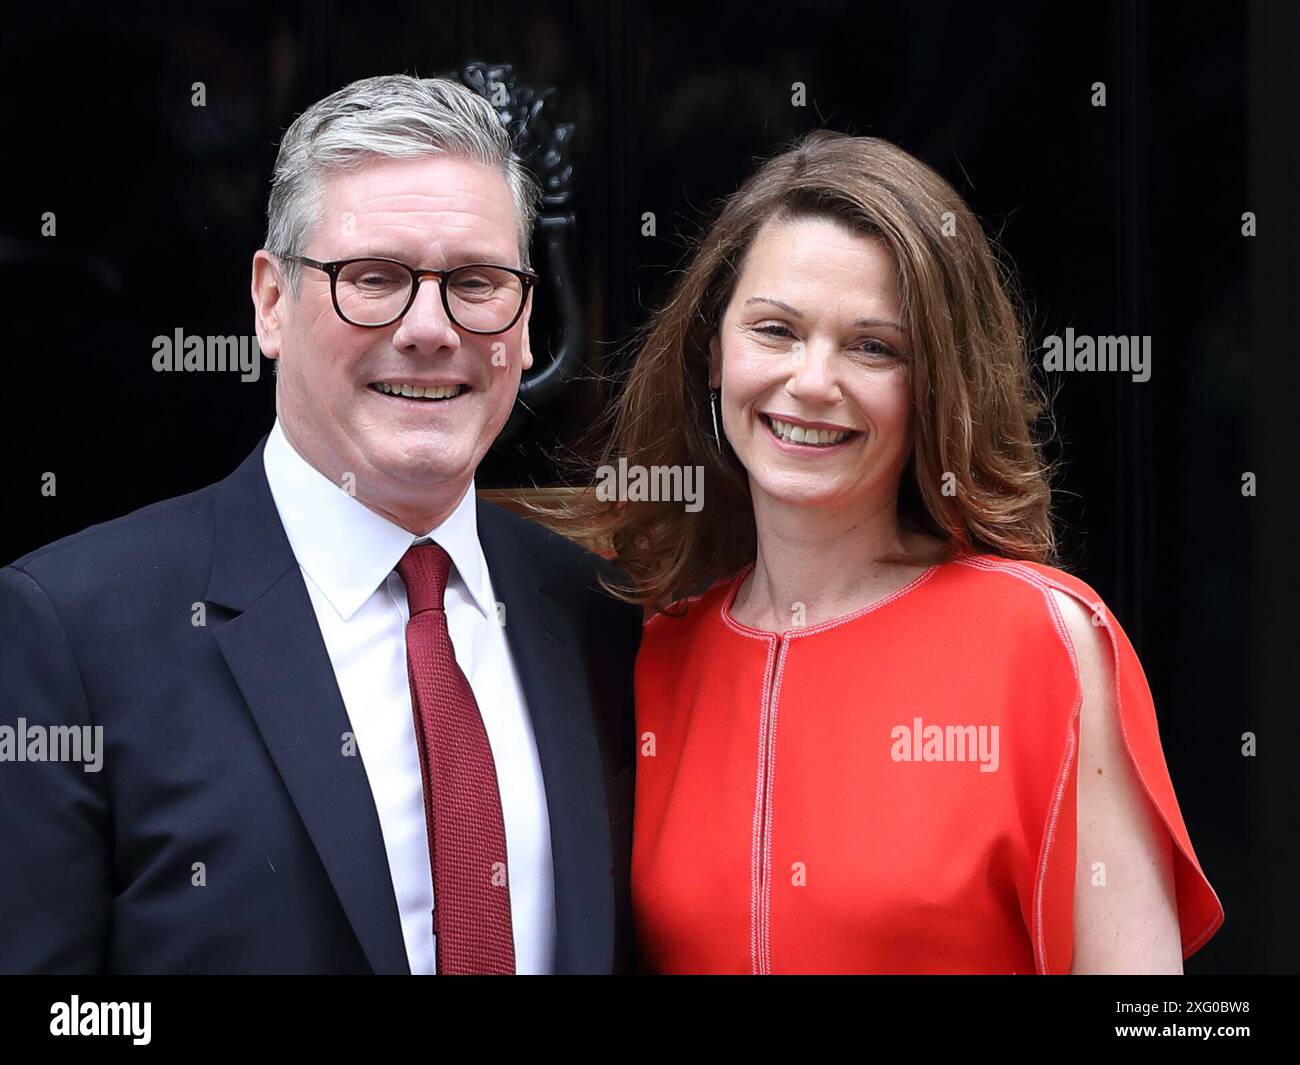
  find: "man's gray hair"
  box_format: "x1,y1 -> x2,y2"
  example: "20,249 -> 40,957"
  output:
265,74 -> 540,294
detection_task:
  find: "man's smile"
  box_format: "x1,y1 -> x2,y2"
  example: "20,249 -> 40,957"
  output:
367,381 -> 470,402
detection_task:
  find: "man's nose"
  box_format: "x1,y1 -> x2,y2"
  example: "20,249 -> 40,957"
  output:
390,276 -> 461,352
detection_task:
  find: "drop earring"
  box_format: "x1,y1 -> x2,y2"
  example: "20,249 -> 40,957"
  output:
709,388 -> 723,453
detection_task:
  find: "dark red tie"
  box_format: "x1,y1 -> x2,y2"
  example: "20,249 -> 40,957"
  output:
398,541 -> 515,975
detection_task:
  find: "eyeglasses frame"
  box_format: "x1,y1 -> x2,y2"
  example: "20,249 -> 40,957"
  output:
281,254 -> 539,334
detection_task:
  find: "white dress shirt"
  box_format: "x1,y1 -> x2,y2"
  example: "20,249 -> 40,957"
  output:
262,419 -> 555,974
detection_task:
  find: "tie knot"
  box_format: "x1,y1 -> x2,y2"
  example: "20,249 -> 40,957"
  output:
397,541 -> 454,616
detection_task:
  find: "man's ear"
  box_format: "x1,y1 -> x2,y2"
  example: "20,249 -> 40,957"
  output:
519,291 -> 534,372
251,250 -> 287,360
708,334 -> 722,389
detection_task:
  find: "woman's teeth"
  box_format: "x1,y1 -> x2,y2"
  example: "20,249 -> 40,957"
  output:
371,383 -> 464,400
766,415 -> 852,447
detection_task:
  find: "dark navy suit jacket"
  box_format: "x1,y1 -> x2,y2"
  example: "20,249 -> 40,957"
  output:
0,437 -> 641,974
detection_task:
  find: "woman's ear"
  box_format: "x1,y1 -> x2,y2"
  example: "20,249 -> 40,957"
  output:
708,334 -> 722,389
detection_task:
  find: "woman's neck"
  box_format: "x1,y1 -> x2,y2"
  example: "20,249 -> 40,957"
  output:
731,491 -> 936,634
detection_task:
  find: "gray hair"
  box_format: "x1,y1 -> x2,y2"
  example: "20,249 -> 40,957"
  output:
265,74 -> 540,294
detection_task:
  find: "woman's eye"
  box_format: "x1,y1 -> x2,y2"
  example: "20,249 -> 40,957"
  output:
753,324 -> 795,339
854,338 -> 897,357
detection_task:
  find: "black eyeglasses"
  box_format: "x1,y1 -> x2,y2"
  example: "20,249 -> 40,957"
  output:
282,255 -> 538,333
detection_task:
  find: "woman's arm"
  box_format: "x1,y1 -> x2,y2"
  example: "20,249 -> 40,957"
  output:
1052,589 -> 1183,974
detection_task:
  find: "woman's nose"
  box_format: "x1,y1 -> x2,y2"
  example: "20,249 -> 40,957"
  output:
785,340 -> 841,403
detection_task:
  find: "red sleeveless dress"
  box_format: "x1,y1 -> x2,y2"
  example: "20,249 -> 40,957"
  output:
631,551 -> 1224,974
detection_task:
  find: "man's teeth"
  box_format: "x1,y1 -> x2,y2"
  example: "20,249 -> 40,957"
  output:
767,416 -> 851,447
372,383 -> 464,400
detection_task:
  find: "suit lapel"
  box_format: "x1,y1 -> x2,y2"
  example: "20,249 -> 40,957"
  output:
477,500 -> 616,974
205,438 -> 410,975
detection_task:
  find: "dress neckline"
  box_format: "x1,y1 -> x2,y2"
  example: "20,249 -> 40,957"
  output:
719,556 -> 948,640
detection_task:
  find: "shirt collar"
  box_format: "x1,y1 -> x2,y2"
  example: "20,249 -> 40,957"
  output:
262,419 -> 491,621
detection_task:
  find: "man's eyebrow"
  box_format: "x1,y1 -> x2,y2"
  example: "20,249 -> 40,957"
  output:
744,296 -> 902,332
350,246 -> 519,267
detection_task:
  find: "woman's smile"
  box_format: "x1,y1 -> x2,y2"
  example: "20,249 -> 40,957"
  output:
757,410 -> 865,452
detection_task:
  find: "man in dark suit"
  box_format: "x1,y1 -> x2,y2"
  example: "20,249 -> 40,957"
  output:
0,74 -> 640,974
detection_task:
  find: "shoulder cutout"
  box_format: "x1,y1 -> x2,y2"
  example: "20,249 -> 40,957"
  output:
1050,588 -> 1183,973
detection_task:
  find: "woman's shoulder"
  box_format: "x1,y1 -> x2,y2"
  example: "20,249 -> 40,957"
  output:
935,552 -> 1137,686
945,553 -> 1161,738
642,571 -> 742,635
945,551 -> 1109,625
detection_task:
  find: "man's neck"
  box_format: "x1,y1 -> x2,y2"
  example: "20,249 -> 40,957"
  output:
354,486 -> 471,537
275,419 -> 471,536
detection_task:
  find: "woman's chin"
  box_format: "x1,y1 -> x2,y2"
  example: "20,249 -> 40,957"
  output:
749,476 -> 862,513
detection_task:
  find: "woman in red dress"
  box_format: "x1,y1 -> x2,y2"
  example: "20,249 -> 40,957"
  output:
571,131 -> 1223,973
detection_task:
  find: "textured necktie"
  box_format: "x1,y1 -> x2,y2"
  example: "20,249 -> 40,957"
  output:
398,541 -> 515,975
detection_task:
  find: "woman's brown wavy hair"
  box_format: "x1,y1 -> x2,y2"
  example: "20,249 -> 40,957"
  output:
535,129 -> 1058,613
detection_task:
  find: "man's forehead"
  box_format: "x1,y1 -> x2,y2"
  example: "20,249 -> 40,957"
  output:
322,153 -> 512,207
313,155 -> 519,259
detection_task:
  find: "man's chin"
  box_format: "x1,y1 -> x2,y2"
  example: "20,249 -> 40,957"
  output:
343,421 -> 503,511
358,425 -> 474,466
372,453 -> 474,488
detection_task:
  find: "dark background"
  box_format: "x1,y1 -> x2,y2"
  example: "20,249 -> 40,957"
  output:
2,0 -> 1294,974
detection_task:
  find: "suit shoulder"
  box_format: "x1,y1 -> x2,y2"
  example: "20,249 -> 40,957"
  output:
7,480 -> 218,595
476,498 -> 638,613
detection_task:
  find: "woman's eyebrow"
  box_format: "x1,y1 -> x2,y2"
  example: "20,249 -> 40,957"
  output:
745,296 -> 801,316
744,296 -> 901,332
